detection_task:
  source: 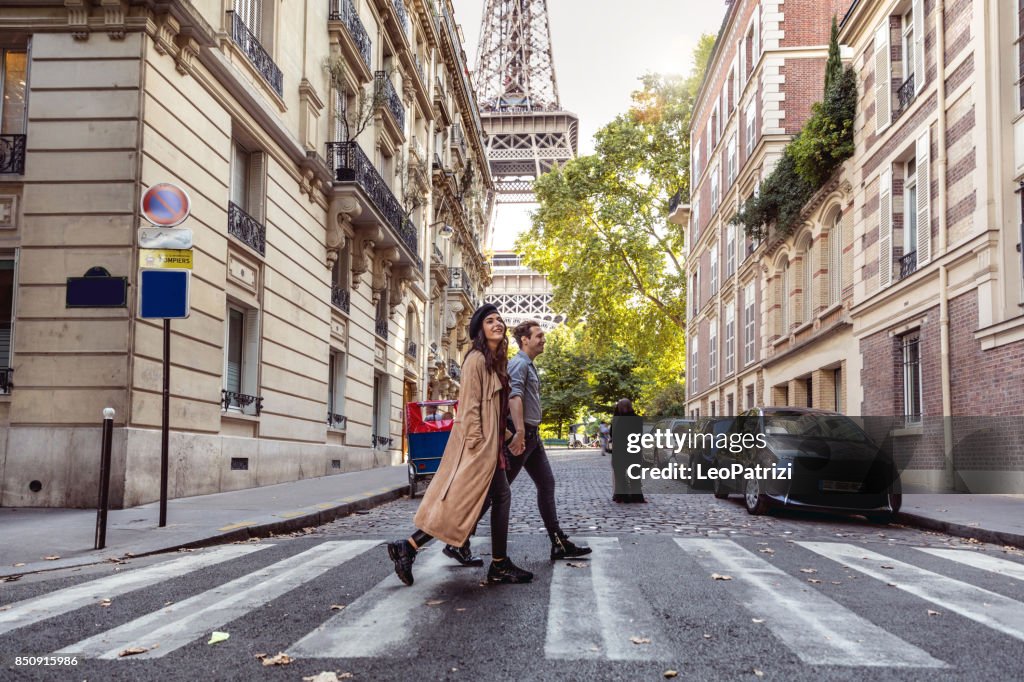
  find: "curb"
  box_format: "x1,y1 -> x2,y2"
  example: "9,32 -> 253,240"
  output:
0,485 -> 408,579
896,511 -> 1024,550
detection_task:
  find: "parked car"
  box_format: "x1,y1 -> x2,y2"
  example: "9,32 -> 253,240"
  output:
686,416 -> 736,490
642,417 -> 696,467
712,407 -> 902,523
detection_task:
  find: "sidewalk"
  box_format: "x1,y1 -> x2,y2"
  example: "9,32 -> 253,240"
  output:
0,465 -> 408,578
2,464 -> 1024,579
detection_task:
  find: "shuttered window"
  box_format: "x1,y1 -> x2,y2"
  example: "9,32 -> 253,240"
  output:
725,304 -> 735,376
233,0 -> 263,37
0,50 -> 27,135
0,259 -> 13,373
829,213 -> 842,306
879,168 -> 893,288
710,245 -> 718,294
726,223 -> 736,277
915,130 -> 932,266
224,305 -> 261,415
709,319 -> 718,385
744,282 -> 756,365
329,350 -> 347,427
802,242 -> 813,323
874,21 -> 892,132
912,0 -> 925,94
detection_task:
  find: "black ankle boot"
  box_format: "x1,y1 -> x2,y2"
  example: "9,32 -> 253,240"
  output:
550,530 -> 592,560
387,539 -> 417,586
487,557 -> 534,584
443,540 -> 484,567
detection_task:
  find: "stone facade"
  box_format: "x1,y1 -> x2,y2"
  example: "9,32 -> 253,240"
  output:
0,0 -> 492,507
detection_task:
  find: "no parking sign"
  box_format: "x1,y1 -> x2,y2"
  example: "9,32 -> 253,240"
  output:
140,182 -> 191,227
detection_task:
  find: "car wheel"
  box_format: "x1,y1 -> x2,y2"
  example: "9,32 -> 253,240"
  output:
744,475 -> 771,515
713,468 -> 730,499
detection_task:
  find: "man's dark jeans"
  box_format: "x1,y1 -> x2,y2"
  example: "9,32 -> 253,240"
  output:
478,424 -> 560,534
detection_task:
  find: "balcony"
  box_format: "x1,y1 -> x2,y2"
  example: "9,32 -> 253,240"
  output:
392,0 -> 410,38
375,71 -> 405,136
899,250 -> 917,280
327,411 -> 347,429
0,367 -> 13,395
0,135 -> 26,175
228,201 -> 266,255
326,141 -> 421,270
407,340 -> 417,359
448,359 -> 461,381
328,0 -> 372,75
372,434 -> 394,449
450,267 -> 473,298
228,11 -> 283,98
894,73 -> 915,119
450,123 -> 467,163
331,285 -> 351,313
375,316 -> 389,339
222,389 -> 264,416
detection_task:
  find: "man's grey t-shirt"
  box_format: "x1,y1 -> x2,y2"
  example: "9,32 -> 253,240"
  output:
508,350 -> 542,426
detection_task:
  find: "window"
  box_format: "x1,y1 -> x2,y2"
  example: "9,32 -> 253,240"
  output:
725,304 -> 735,376
711,103 -> 719,149
692,196 -> 701,240
710,165 -> 719,211
710,245 -> 719,294
901,332 -> 922,424
1018,0 -> 1024,110
727,135 -> 737,187
834,367 -> 843,413
372,372 -> 391,448
230,139 -> 266,223
874,21 -> 892,132
829,212 -> 843,306
709,319 -> 718,385
224,305 -> 261,415
0,259 -> 13,394
883,131 -> 931,288
902,9 -> 915,84
745,100 -> 756,158
328,350 -> 347,428
746,384 -> 755,410
905,158 -> 918,257
744,282 -> 756,365
692,270 -> 700,315
693,143 -> 701,183
802,243 -> 813,323
726,393 -> 734,416
780,262 -> 790,334
331,237 -> 352,311
726,223 -> 736,277
711,400 -> 717,417
690,337 -> 699,394
233,0 -> 276,51
0,50 -> 27,137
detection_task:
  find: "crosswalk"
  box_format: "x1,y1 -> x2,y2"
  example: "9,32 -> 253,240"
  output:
4,536 -> 1024,670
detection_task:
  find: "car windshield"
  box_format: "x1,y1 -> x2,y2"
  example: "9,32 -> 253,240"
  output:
763,414 -> 871,443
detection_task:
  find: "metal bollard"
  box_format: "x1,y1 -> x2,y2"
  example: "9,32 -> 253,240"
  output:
94,407 -> 115,550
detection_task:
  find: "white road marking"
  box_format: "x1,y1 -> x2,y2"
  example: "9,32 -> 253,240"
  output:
0,544 -> 269,636
680,539 -> 946,668
916,548 -> 1024,582
55,540 -> 377,659
545,537 -> 670,660
800,542 -> 1024,643
290,542 -> 486,658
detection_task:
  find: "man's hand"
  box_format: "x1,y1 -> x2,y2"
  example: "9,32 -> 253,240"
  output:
508,430 -> 526,456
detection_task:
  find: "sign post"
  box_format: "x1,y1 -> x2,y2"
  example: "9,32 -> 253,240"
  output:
139,183 -> 193,528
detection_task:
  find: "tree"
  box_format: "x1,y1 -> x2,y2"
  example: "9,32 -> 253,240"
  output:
519,36 -> 713,390
588,344 -> 644,413
536,326 -> 591,437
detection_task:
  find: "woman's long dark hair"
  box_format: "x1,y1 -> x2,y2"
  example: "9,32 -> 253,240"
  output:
470,316 -> 509,383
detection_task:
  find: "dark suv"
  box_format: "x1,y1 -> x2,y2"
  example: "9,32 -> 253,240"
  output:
686,416 -> 736,489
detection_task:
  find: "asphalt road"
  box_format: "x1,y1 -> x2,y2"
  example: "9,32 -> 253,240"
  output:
2,450 -> 1024,681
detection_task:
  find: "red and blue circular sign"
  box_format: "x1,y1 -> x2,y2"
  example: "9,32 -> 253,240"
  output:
140,182 -> 191,227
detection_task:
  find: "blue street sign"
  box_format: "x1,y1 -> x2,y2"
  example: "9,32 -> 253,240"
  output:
139,268 -> 190,319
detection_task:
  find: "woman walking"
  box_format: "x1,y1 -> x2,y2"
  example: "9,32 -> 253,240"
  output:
387,304 -> 533,586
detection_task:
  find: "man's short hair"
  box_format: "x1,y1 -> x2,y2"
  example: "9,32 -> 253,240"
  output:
512,320 -> 541,348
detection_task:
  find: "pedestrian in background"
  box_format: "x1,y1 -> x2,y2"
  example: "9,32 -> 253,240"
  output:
610,398 -> 646,503
598,421 -> 611,455
387,304 -> 533,586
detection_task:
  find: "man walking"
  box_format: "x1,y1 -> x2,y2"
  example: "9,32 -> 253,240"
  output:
444,320 -> 591,565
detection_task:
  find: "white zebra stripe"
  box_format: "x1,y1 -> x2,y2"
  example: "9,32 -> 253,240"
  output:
679,539 -> 946,668
0,544 -> 269,636
55,540 -> 377,659
800,542 -> 1024,644
916,548 -> 1024,582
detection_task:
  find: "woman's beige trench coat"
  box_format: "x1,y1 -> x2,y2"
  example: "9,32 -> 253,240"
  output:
414,349 -> 503,547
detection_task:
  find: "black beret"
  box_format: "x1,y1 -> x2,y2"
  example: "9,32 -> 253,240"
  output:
469,303 -> 500,340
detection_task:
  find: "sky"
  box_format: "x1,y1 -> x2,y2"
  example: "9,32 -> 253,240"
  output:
449,0 -> 728,250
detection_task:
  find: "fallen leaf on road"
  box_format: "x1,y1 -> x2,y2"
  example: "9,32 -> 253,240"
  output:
799,568 -> 817,574
807,579 -> 822,584
887,582 -> 897,587
703,634 -> 712,639
339,675 -> 354,680
178,548 -> 196,552
711,573 -> 732,581
330,604 -> 346,611
12,563 -> 24,567
754,669 -> 765,677
99,598 -> 112,607
630,637 -> 651,645
118,647 -> 149,657
664,670 -> 678,678
751,618 -> 765,624
164,601 -> 174,607
927,609 -> 941,616
258,652 -> 292,666
425,599 -> 445,606
880,565 -> 895,570
456,608 -> 466,612
759,548 -> 774,554
0,606 -> 9,611
1,575 -> 21,583
207,631 -> 229,645
42,555 -> 60,561
566,562 -> 589,568
830,581 -> 841,585
303,673 -> 341,682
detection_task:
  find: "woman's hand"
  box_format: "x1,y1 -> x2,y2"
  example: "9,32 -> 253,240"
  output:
508,430 -> 526,456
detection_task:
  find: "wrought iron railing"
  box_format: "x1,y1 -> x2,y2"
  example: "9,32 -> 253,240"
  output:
228,201 -> 266,255
222,389 -> 264,415
433,152 -> 443,170
407,340 -> 417,358
448,359 -> 461,381
375,316 -> 389,339
392,0 -> 410,38
441,7 -> 484,140
895,73 -> 915,118
0,367 -> 13,394
449,267 -> 473,296
372,434 -> 394,448
325,142 -> 419,262
229,11 -> 283,97
331,285 -> 350,313
375,71 -> 405,131
668,190 -> 682,215
413,54 -> 426,85
327,411 -> 347,429
328,0 -> 372,70
899,250 -> 917,279
450,123 -> 467,158
432,244 -> 444,263
0,135 -> 26,175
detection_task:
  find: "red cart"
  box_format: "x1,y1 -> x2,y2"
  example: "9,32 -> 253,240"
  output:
405,400 -> 458,498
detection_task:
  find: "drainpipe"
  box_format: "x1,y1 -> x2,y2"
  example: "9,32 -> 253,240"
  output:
934,0 -> 955,490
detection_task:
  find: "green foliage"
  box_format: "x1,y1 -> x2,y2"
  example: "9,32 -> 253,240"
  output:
536,326 -> 591,435
588,344 -> 644,412
643,382 -> 689,417
732,18 -> 855,241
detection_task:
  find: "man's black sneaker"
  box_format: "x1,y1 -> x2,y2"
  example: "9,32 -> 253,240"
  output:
387,540 -> 417,586
443,541 -> 484,567
487,558 -> 534,584
550,531 -> 593,560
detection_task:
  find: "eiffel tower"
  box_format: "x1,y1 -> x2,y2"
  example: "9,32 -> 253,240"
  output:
474,0 -> 579,204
